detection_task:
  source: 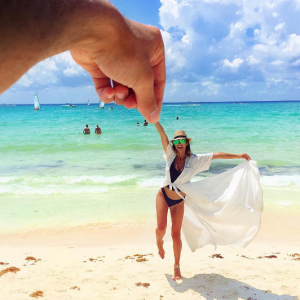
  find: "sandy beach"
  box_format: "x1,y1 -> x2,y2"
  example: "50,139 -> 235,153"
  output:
1,207 -> 299,300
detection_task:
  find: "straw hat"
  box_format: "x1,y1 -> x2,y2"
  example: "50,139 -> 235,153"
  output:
170,130 -> 192,142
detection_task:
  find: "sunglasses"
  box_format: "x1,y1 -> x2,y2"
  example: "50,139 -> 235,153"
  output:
173,139 -> 187,145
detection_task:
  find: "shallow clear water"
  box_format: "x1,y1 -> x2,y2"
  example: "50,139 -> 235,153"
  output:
0,102 -> 299,232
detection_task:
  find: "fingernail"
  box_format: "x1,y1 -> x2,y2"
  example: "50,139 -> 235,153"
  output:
107,94 -> 114,99
117,93 -> 126,100
149,107 -> 160,123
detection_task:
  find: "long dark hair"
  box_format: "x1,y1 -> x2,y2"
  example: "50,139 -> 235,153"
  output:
172,140 -> 192,157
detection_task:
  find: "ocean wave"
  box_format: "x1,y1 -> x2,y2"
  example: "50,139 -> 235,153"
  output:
260,175 -> 300,187
137,177 -> 163,188
67,175 -> 137,184
0,175 -> 138,186
0,176 -> 18,183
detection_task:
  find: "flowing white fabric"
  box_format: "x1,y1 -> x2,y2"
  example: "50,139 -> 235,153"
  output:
177,161 -> 263,251
161,143 -> 263,252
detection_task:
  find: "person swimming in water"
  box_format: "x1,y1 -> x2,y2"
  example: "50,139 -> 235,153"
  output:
95,124 -> 102,134
83,125 -> 90,134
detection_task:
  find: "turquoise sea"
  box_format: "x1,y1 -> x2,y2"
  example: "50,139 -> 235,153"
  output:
0,101 -> 300,234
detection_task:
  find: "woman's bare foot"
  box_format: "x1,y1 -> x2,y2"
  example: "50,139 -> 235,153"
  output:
157,240 -> 165,259
173,264 -> 181,280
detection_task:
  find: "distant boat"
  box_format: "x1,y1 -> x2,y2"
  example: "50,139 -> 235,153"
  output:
33,92 -> 41,110
87,99 -> 90,106
109,106 -> 113,110
62,104 -> 77,108
99,100 -> 105,109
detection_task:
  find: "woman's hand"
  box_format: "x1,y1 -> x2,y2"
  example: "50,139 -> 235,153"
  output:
239,153 -> 251,161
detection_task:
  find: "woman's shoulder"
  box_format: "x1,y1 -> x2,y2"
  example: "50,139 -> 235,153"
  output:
188,152 -> 213,161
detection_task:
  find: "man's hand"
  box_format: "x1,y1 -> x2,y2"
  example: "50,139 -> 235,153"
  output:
70,17 -> 165,123
0,0 -> 166,123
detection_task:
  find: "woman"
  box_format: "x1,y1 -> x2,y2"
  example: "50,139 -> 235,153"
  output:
154,122 -> 262,281
95,124 -> 102,134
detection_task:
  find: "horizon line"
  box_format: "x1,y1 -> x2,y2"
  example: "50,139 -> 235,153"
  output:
1,100 -> 300,105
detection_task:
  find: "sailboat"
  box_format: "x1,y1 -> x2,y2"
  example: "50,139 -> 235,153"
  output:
99,100 -> 105,109
33,92 -> 41,110
87,99 -> 90,106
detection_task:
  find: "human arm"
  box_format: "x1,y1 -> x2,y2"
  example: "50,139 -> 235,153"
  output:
154,122 -> 169,152
0,0 -> 165,123
212,152 -> 251,161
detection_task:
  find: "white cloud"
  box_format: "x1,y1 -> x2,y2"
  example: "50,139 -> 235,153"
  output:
159,0 -> 300,99
282,34 -> 300,56
169,80 -> 181,94
271,60 -> 283,66
247,55 -> 260,65
223,58 -> 244,69
292,59 -> 300,66
14,51 -> 87,89
253,44 -> 269,52
181,34 -> 190,44
274,22 -> 285,31
201,80 -> 220,95
63,67 -> 80,77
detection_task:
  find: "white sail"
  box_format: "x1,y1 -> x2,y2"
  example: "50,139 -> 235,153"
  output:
33,93 -> 40,110
87,99 -> 90,106
99,100 -> 105,109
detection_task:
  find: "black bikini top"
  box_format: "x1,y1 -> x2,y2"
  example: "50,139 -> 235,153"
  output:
170,159 -> 182,183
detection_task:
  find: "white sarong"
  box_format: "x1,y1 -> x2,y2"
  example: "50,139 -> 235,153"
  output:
177,161 -> 263,251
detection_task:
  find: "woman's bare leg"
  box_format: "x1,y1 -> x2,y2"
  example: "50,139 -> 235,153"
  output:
156,189 -> 168,259
170,201 -> 184,280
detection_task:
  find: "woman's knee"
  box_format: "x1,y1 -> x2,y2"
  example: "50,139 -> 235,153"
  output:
157,222 -> 167,232
171,230 -> 181,241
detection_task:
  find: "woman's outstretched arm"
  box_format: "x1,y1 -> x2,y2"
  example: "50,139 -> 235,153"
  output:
155,122 -> 169,152
212,152 -> 251,161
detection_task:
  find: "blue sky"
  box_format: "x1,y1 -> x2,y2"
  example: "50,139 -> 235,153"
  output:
2,0 -> 300,104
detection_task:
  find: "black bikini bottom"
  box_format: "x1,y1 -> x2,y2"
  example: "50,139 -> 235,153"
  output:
161,188 -> 184,208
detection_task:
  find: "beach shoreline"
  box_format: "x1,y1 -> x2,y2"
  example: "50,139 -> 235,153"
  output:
1,205 -> 299,247
1,209 -> 300,300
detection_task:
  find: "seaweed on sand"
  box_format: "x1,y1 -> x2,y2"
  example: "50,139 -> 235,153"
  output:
0,267 -> 20,277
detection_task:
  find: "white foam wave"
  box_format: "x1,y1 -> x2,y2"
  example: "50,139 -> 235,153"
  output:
68,175 -> 137,184
137,177 -> 163,188
0,175 -> 137,186
260,175 -> 300,187
0,177 -> 18,183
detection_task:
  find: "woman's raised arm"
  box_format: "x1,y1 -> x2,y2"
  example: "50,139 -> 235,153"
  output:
155,122 -> 169,152
212,152 -> 251,161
